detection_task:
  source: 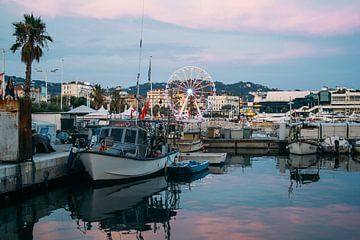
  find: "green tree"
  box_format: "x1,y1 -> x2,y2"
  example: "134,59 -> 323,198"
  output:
70,96 -> 87,108
91,84 -> 104,109
11,13 -> 53,99
110,88 -> 125,113
153,104 -> 160,117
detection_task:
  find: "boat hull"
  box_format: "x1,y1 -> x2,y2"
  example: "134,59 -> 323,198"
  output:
354,146 -> 360,154
288,141 -> 318,155
178,139 -> 203,153
180,152 -> 227,165
321,136 -> 351,154
167,160 -> 209,174
79,151 -> 179,181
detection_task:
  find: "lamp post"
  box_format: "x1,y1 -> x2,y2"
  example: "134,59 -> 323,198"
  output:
61,59 -> 64,111
1,48 -> 5,100
36,68 -> 59,103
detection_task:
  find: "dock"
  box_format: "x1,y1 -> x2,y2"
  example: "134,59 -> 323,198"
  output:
0,145 -> 76,197
203,138 -> 288,155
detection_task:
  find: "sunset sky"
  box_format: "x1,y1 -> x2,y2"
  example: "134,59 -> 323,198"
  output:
0,0 -> 359,89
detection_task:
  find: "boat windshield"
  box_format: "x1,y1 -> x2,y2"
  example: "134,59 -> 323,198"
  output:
111,128 -> 124,142
124,129 -> 137,144
99,128 -> 110,142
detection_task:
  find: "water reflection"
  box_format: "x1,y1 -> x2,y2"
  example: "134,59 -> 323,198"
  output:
166,170 -> 208,184
287,154 -> 321,198
68,176 -> 180,239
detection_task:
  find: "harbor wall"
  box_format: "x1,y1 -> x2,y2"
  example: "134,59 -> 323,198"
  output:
0,145 -> 82,197
0,100 -> 32,162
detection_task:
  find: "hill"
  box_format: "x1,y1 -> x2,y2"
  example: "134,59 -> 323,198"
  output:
7,75 -> 275,100
124,81 -> 276,100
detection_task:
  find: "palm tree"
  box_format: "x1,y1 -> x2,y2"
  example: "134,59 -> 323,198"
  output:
92,84 -> 104,109
110,88 -> 126,113
10,13 -> 53,99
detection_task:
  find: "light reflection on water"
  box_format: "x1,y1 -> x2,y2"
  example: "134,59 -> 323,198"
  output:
1,154 -> 360,240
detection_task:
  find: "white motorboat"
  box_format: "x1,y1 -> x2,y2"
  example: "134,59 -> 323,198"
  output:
320,136 -> 351,154
353,140 -> 360,154
180,152 -> 227,165
287,139 -> 319,155
178,138 -> 203,153
177,130 -> 203,153
79,125 -> 179,181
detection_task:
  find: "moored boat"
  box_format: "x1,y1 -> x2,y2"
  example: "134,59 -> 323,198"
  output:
320,136 -> 351,154
167,160 -> 209,175
287,139 -> 319,155
79,125 -> 179,181
352,140 -> 360,154
180,152 -> 227,165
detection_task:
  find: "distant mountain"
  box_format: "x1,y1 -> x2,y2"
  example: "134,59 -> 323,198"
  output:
7,75 -> 275,100
6,75 -> 61,95
124,81 -> 276,100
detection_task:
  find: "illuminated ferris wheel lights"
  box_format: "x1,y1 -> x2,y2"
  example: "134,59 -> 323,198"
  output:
186,88 -> 194,96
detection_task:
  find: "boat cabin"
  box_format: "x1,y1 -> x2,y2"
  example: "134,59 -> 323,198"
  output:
97,126 -> 149,157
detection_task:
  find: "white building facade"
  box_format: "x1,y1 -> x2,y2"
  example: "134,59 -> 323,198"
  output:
62,81 -> 93,98
147,89 -> 168,108
208,95 -> 240,114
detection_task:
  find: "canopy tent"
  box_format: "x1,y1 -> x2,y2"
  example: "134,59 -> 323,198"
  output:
67,105 -> 96,115
120,106 -> 138,119
87,106 -> 109,117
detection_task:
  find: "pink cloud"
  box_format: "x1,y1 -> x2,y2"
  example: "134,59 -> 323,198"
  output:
7,0 -> 360,36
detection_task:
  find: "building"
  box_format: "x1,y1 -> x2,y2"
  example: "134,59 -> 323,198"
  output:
62,81 -> 93,98
251,90 -> 312,113
124,93 -> 137,109
208,95 -> 241,116
330,87 -> 360,105
14,85 -> 41,103
146,89 -> 168,108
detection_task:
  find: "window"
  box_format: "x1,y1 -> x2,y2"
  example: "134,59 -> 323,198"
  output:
99,129 -> 110,141
124,129 -> 137,143
350,96 -> 360,102
110,128 -> 124,142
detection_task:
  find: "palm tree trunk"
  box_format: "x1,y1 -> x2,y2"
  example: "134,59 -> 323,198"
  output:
24,61 -> 31,99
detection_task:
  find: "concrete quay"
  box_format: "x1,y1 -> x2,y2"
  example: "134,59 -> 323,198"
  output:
0,144 -> 75,197
203,138 -> 288,154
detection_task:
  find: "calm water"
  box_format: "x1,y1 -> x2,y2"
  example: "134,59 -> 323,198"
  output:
1,154 -> 360,240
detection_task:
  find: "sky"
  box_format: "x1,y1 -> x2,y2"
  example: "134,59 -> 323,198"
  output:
0,0 -> 359,90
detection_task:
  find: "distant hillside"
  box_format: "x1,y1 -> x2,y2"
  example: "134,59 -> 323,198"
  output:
7,75 -> 275,100
6,75 -> 61,95
124,81 -> 276,100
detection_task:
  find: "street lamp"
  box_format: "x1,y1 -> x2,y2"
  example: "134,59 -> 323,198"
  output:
61,59 -> 64,111
36,68 -> 59,103
1,48 -> 6,100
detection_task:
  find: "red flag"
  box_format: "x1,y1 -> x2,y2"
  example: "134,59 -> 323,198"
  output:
0,72 -> 4,98
140,100 -> 149,120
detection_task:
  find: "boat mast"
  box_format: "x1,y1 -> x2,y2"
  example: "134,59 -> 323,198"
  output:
148,56 -> 153,120
135,0 -> 145,125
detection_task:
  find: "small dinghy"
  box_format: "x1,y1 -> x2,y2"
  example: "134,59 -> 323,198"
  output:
167,160 -> 209,174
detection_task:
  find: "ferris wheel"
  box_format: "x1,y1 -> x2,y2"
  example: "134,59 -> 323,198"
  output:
166,66 -> 216,118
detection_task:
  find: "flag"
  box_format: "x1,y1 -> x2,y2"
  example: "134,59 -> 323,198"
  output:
0,72 -> 4,98
140,100 -> 149,120
147,57 -> 152,83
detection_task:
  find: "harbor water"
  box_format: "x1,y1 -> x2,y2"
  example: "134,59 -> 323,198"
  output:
1,153 -> 360,240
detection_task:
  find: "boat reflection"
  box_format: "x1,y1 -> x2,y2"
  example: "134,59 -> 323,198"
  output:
166,170 -> 209,184
287,154 -> 319,169
287,154 -> 320,198
68,176 -> 180,239
320,154 -> 360,171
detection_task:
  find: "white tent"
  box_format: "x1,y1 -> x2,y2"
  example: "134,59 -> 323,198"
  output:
120,106 -> 138,119
67,105 -> 96,114
87,105 -> 109,117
